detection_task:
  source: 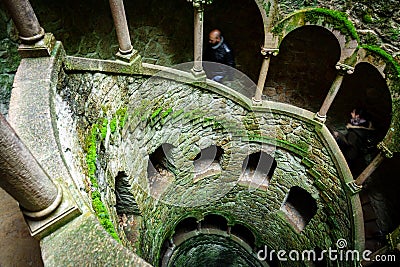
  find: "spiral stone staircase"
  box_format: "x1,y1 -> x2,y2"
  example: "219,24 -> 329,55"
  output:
0,0 -> 399,266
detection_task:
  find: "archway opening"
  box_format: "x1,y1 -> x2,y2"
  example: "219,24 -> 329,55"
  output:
266,25 -> 341,112
174,217 -> 198,236
328,62 -> 392,140
201,214 -> 228,231
281,186 -> 318,232
363,153 -> 400,250
231,223 -> 256,249
328,62 -> 392,175
147,143 -> 175,197
204,0 -> 264,82
115,171 -> 139,215
240,151 -> 277,189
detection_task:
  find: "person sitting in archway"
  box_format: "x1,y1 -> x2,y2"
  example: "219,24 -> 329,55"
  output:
333,108 -> 376,169
203,29 -> 236,83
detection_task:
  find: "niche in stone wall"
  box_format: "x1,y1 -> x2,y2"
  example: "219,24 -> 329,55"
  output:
281,186 -> 318,232
147,143 -> 175,197
239,151 -> 277,190
201,214 -> 228,231
231,223 -> 256,249
174,217 -> 198,236
161,217 -> 199,266
115,171 -> 140,215
193,145 -> 223,182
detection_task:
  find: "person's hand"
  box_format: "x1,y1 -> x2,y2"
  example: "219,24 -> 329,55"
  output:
346,123 -> 352,129
333,131 -> 339,138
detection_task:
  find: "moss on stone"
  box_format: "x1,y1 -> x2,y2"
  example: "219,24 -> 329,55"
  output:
262,1 -> 272,15
273,8 -> 359,42
362,45 -> 400,80
362,13 -> 373,24
151,107 -> 163,120
304,8 -> 359,41
116,107 -> 128,129
84,123 -> 120,242
85,124 -> 99,187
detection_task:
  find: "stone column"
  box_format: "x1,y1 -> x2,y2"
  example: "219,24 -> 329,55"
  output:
315,62 -> 354,122
253,47 -> 279,104
109,0 -> 133,55
188,0 -> 213,79
354,152 -> 385,186
2,0 -> 55,58
0,114 -> 61,218
347,142 -> 392,194
1,0 -> 44,43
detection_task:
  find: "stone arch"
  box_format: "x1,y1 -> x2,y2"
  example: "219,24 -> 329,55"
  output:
201,214 -> 228,231
271,8 -> 359,63
231,223 -> 256,249
174,217 -> 199,236
265,25 -> 341,112
147,143 -> 176,197
355,47 -> 400,154
328,62 -> 392,150
204,0 -> 265,81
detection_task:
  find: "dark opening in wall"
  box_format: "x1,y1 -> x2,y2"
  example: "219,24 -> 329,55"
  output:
231,224 -> 256,249
329,62 -> 392,138
147,143 -> 175,197
174,217 -> 198,236
365,153 -> 400,235
193,145 -> 223,181
281,186 -> 318,232
115,171 -> 140,215
171,217 -> 199,251
204,0 -> 264,82
240,151 -> 277,189
147,143 -> 175,177
328,62 -> 392,176
266,25 -> 341,112
201,214 -> 228,231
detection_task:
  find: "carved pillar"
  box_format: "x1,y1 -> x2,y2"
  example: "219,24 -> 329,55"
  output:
2,0 -> 55,57
0,114 -> 61,218
188,0 -> 213,78
347,142 -> 392,194
2,0 -> 44,43
109,0 -> 133,54
109,0 -> 141,64
253,47 -> 279,103
315,62 -> 355,122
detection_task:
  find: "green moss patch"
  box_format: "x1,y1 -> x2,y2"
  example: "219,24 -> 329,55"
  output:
272,8 -> 359,42
82,107 -> 130,242
362,45 -> 400,80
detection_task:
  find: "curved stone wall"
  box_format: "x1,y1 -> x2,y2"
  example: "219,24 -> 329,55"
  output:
57,59 -> 362,266
1,0 -> 399,115
1,0 -> 399,266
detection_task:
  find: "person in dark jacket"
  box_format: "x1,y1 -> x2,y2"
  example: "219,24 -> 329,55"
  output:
332,108 -> 376,169
203,29 -> 235,82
